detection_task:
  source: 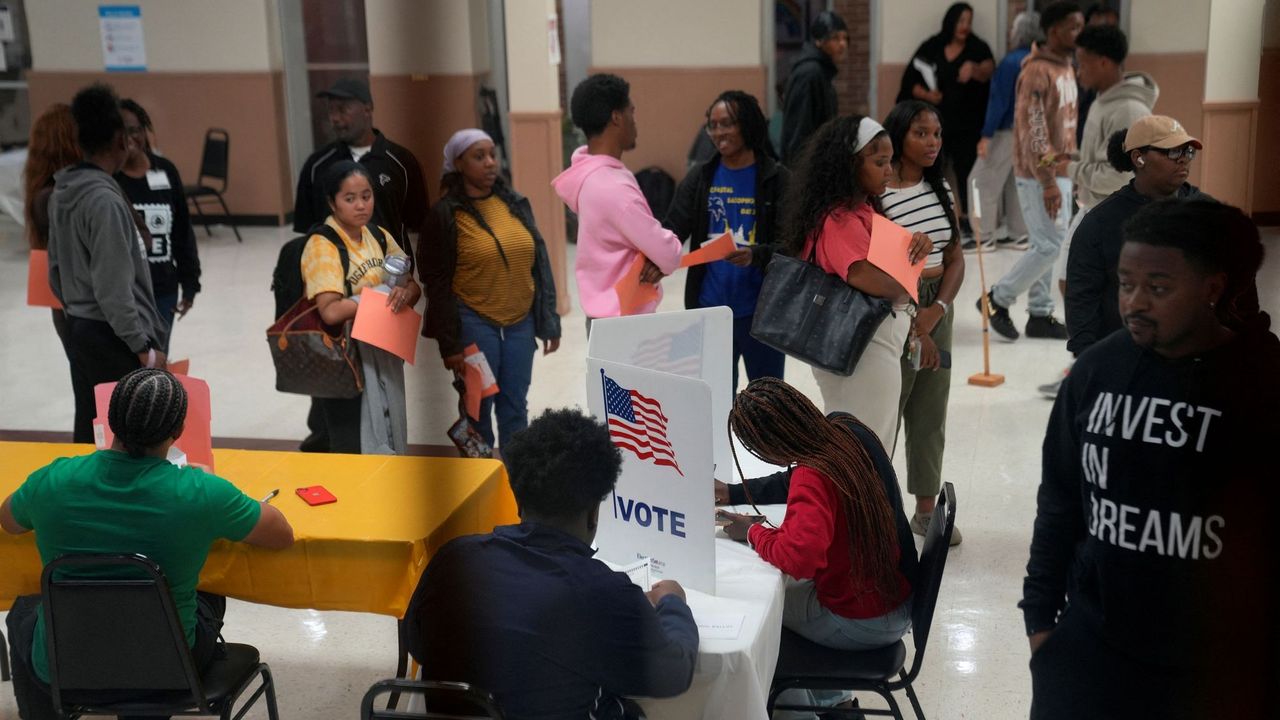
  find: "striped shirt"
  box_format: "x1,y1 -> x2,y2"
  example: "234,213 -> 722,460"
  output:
880,179 -> 955,269
453,194 -> 536,327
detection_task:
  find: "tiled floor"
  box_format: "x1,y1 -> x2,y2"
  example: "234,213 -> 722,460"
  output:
2,217 -> 1277,719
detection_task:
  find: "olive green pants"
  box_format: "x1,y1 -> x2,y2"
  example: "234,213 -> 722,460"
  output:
896,275 -> 953,498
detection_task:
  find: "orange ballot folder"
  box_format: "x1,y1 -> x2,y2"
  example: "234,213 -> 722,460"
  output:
462,344 -> 500,421
614,253 -> 661,316
167,359 -> 190,376
351,287 -> 422,365
93,374 -> 215,471
679,231 -> 737,268
26,250 -> 62,309
866,215 -> 924,303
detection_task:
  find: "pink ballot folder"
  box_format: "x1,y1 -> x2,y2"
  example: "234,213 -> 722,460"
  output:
462,344 -> 499,421
351,287 -> 423,365
679,231 -> 737,268
27,250 -> 62,309
866,214 -> 924,303
93,374 -> 215,471
613,254 -> 661,316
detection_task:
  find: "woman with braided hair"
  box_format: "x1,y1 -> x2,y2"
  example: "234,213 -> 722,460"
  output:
2,369 -> 294,719
720,377 -> 917,717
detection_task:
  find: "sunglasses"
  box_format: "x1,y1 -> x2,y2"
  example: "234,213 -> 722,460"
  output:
1145,145 -> 1197,161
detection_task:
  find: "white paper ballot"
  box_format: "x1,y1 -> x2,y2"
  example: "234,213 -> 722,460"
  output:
602,557 -> 653,590
696,613 -> 746,640
912,57 -> 938,92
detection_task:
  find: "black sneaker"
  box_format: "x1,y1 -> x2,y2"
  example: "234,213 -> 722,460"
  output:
976,291 -> 1019,341
997,234 -> 1029,250
1026,315 -> 1069,339
962,235 -> 997,253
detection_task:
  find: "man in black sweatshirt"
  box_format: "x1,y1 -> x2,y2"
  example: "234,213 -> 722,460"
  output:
779,11 -> 847,164
1022,199 -> 1279,718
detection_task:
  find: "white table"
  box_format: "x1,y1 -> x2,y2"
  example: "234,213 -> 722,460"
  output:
636,534 -> 786,720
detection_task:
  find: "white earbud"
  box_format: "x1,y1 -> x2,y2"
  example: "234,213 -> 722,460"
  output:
1135,158 -> 1145,167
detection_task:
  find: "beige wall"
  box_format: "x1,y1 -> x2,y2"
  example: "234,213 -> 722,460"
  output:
28,0 -> 276,72
1128,0 -> 1211,53
1204,0 -> 1266,101
591,0 -> 763,67
878,0 -> 1000,64
506,0 -> 561,113
365,0 -> 489,75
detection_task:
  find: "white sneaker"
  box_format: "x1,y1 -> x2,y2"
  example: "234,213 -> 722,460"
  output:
1038,367 -> 1070,399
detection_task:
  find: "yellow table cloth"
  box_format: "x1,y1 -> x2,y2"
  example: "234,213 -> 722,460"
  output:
0,442 -> 518,618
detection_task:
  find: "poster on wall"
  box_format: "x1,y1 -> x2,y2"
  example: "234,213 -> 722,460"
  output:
99,5 -> 146,72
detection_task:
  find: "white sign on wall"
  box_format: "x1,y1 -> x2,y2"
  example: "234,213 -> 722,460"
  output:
587,358 -> 715,595
99,5 -> 146,72
588,307 -> 739,478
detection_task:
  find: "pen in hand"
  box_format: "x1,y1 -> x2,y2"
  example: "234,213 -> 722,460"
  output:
262,489 -> 279,503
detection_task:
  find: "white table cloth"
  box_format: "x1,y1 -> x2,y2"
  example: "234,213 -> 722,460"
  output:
636,534 -> 786,720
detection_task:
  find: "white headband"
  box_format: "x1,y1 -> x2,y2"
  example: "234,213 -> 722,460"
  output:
442,128 -> 494,177
853,117 -> 886,153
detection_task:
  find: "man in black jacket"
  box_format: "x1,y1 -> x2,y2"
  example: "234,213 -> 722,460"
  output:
779,11 -> 847,164
1022,199 -> 1278,718
292,78 -> 428,453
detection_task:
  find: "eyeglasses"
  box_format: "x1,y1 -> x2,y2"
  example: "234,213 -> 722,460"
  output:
1146,145 -> 1197,161
705,120 -> 738,133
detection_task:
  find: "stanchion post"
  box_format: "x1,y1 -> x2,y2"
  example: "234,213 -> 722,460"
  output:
967,179 -> 1005,388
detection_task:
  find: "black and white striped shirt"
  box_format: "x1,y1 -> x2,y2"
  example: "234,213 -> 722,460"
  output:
881,179 -> 955,269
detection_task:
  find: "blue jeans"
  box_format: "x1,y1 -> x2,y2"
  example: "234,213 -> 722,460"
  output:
992,177 -> 1073,317
774,578 -> 913,719
458,304 -> 536,448
733,315 -> 785,391
155,291 -> 178,353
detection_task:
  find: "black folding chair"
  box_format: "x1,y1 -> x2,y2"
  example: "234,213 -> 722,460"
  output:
361,678 -> 505,720
184,128 -> 242,242
767,482 -> 957,719
41,553 -> 279,719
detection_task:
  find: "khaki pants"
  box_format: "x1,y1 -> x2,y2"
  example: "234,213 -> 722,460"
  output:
969,129 -> 1027,241
811,307 -> 912,453
896,275 -> 953,498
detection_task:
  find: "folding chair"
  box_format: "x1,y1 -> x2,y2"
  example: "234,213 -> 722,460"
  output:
41,553 -> 279,719
361,679 -> 505,720
1,626 -> 9,681
184,128 -> 242,242
767,482 -> 957,719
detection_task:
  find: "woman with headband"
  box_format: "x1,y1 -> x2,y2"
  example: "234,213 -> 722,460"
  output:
420,129 -> 561,449
781,115 -> 932,451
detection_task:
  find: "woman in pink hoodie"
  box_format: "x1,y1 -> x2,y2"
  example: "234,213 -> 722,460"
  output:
553,74 -> 683,324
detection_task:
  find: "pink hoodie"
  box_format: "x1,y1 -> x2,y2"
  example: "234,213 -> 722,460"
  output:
552,146 -> 683,317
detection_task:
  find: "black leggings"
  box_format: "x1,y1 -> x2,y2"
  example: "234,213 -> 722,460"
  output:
64,315 -> 143,444
7,593 -> 226,720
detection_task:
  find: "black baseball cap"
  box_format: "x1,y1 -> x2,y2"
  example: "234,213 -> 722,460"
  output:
317,78 -> 372,105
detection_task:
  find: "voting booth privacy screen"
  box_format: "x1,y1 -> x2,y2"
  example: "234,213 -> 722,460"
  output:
588,308 -> 737,478
587,358 -> 716,595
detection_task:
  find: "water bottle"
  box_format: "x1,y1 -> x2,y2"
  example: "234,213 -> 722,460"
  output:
383,254 -> 410,288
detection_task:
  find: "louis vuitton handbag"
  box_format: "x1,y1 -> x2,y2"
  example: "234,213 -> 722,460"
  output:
267,298 -> 363,398
750,248 -> 893,377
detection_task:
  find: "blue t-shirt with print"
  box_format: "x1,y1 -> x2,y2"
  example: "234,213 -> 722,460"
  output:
699,163 -> 762,317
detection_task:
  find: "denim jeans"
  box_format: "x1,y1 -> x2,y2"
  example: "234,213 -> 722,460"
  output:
458,304 -> 536,448
773,578 -> 913,719
992,177 -> 1074,317
732,315 -> 785,391
154,290 -> 178,352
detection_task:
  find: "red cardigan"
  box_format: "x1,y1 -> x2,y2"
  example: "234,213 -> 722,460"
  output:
748,465 -> 911,619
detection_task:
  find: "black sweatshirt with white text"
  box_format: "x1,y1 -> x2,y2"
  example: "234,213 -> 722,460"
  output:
1022,326 -> 1280,674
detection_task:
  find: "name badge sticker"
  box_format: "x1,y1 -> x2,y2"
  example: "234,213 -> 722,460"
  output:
145,169 -> 171,190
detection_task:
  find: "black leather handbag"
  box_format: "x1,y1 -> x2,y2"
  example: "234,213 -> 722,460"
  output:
750,249 -> 893,377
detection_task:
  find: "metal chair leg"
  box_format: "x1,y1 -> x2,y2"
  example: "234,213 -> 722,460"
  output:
191,197 -> 213,237
213,191 -> 243,242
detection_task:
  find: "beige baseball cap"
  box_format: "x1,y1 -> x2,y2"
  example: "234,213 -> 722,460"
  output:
1124,115 -> 1202,152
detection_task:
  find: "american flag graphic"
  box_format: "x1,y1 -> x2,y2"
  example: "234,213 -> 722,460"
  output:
602,370 -> 683,476
631,321 -> 703,377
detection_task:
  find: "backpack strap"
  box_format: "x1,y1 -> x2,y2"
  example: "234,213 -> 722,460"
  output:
365,223 -> 389,256
313,224 -> 354,297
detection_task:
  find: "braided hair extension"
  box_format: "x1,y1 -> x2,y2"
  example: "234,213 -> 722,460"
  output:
705,90 -> 777,160
728,378 -> 902,603
107,369 -> 188,458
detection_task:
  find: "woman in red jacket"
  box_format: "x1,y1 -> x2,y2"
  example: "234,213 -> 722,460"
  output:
723,377 -> 917,717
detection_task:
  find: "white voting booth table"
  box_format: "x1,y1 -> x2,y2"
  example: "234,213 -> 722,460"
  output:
588,309 -> 786,720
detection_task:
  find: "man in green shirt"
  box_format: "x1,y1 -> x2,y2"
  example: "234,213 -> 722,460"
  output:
2,369 -> 294,720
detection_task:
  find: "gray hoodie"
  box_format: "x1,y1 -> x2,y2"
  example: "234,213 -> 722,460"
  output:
48,164 -> 166,353
1069,71 -> 1159,208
